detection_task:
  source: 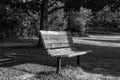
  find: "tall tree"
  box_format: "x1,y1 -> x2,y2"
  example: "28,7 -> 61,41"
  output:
37,0 -> 48,46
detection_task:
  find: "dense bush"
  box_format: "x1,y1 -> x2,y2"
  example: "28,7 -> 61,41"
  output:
0,5 -> 40,39
65,7 -> 92,36
19,11 -> 40,38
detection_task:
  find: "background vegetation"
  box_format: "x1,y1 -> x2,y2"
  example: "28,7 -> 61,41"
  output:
0,0 -> 120,38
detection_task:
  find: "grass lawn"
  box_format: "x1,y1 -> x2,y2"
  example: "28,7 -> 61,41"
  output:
0,37 -> 120,80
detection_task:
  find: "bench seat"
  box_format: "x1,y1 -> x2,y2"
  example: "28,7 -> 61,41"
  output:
48,49 -> 92,57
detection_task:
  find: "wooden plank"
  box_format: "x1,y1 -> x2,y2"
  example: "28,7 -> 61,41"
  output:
48,50 -> 72,55
44,43 -> 71,49
40,30 -> 72,40
47,48 -> 72,55
41,35 -> 72,40
42,34 -> 69,37
66,50 -> 92,57
43,39 -> 72,44
52,47 -> 78,51
66,51 -> 88,57
40,30 -> 71,35
51,51 -> 87,57
42,37 -> 73,44
49,50 -> 92,57
42,36 -> 71,40
52,48 -> 72,51
47,48 -> 78,55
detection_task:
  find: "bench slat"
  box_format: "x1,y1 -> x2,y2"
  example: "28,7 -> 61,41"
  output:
48,48 -> 92,57
44,43 -> 71,49
40,31 -> 71,39
49,50 -> 89,57
65,50 -> 92,57
42,35 -> 70,39
41,34 -> 72,41
65,51 -> 88,57
40,30 -> 71,35
43,39 -> 72,43
48,48 -> 72,54
42,37 -> 72,41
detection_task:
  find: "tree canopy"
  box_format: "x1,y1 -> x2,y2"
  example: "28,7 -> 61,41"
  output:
0,0 -> 120,39
59,0 -> 120,12
1,0 -> 120,12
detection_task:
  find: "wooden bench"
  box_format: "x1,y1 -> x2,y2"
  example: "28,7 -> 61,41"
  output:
39,30 -> 92,73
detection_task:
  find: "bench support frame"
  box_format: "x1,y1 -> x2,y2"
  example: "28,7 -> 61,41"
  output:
56,57 -> 62,74
77,56 -> 80,66
56,56 -> 81,73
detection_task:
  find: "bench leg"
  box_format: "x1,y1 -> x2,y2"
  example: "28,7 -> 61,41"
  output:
77,56 -> 80,66
56,57 -> 61,74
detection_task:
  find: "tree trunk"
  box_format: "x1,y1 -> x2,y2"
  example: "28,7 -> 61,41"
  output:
37,0 -> 48,46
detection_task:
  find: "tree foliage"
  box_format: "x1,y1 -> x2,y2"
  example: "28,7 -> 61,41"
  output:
65,7 -> 92,36
88,5 -> 120,33
60,0 -> 120,12
1,0 -> 120,38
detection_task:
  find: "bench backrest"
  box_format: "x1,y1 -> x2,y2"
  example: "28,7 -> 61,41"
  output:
39,30 -> 73,49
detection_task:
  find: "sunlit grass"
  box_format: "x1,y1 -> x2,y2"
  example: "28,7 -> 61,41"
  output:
0,64 -> 120,80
